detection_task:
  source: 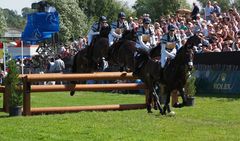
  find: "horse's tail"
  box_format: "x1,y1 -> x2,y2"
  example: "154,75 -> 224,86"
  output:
70,52 -> 78,96
72,52 -> 78,73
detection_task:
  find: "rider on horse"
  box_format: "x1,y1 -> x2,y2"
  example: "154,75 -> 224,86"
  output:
108,12 -> 129,46
136,17 -> 156,53
160,24 -> 180,68
133,17 -> 156,76
87,16 -> 110,47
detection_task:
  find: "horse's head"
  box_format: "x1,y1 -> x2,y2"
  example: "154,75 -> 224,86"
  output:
183,34 -> 202,71
184,34 -> 202,50
122,29 -> 137,41
184,48 -> 194,71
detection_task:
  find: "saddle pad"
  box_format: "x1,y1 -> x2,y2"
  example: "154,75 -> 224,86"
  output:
166,42 -> 176,49
115,28 -> 123,34
142,34 -> 150,42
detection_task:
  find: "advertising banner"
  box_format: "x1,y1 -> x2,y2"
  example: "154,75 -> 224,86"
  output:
195,70 -> 240,94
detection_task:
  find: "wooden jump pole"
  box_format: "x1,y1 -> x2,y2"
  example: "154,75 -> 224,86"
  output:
31,104 -> 146,115
30,83 -> 145,92
25,72 -> 136,82
22,72 -> 147,116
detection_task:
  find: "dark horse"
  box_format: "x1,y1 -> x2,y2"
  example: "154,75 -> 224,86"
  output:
133,49 -> 164,114
70,26 -> 110,96
134,35 -> 201,114
87,26 -> 111,72
160,35 -> 201,114
107,29 -> 137,71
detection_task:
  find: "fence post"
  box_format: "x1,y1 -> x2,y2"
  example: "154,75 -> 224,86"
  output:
3,87 -> 9,113
23,76 -> 31,116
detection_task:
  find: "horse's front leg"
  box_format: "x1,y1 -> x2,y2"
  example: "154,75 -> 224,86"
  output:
179,87 -> 187,106
152,86 -> 164,115
145,89 -> 153,113
163,89 -> 172,114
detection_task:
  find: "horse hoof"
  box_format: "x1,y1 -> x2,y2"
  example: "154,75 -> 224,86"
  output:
160,111 -> 165,115
147,110 -> 153,113
70,91 -> 75,96
167,111 -> 176,117
173,103 -> 183,108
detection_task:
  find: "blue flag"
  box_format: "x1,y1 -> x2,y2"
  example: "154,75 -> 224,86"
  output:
21,11 -> 60,44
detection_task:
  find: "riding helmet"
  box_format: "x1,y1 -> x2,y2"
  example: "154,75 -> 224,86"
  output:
168,24 -> 176,31
118,12 -> 126,18
143,17 -> 151,24
99,16 -> 107,22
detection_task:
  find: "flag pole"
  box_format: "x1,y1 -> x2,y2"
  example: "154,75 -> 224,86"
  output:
21,41 -> 24,74
3,43 -> 6,73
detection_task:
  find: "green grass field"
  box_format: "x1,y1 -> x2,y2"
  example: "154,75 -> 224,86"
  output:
0,92 -> 240,141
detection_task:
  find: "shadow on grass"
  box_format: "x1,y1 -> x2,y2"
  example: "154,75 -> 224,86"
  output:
0,115 -> 9,118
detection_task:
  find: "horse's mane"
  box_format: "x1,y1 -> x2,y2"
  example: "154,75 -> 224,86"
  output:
100,26 -> 111,38
122,29 -> 136,41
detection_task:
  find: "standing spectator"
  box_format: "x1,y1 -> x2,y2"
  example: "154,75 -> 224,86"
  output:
53,55 -> 65,84
53,55 -> 65,73
47,58 -> 55,85
191,2 -> 200,20
204,1 -> 214,22
213,1 -> 221,16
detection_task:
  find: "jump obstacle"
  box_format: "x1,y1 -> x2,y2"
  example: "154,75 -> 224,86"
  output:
14,72 -> 147,116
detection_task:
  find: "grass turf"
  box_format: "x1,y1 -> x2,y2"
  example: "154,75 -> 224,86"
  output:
0,92 -> 239,141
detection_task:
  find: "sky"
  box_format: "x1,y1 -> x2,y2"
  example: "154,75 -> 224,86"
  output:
0,0 -> 199,15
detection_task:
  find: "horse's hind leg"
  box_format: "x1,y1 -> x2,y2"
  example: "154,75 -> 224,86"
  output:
70,81 -> 76,96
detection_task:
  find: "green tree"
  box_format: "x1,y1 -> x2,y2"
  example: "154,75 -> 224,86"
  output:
21,7 -> 35,18
0,8 -> 7,36
2,9 -> 26,29
233,1 -> 240,11
46,0 -> 89,42
78,0 -> 135,22
133,0 -> 189,21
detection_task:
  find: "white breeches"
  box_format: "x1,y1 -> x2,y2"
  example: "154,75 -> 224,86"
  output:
136,42 -> 151,53
160,45 -> 177,68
